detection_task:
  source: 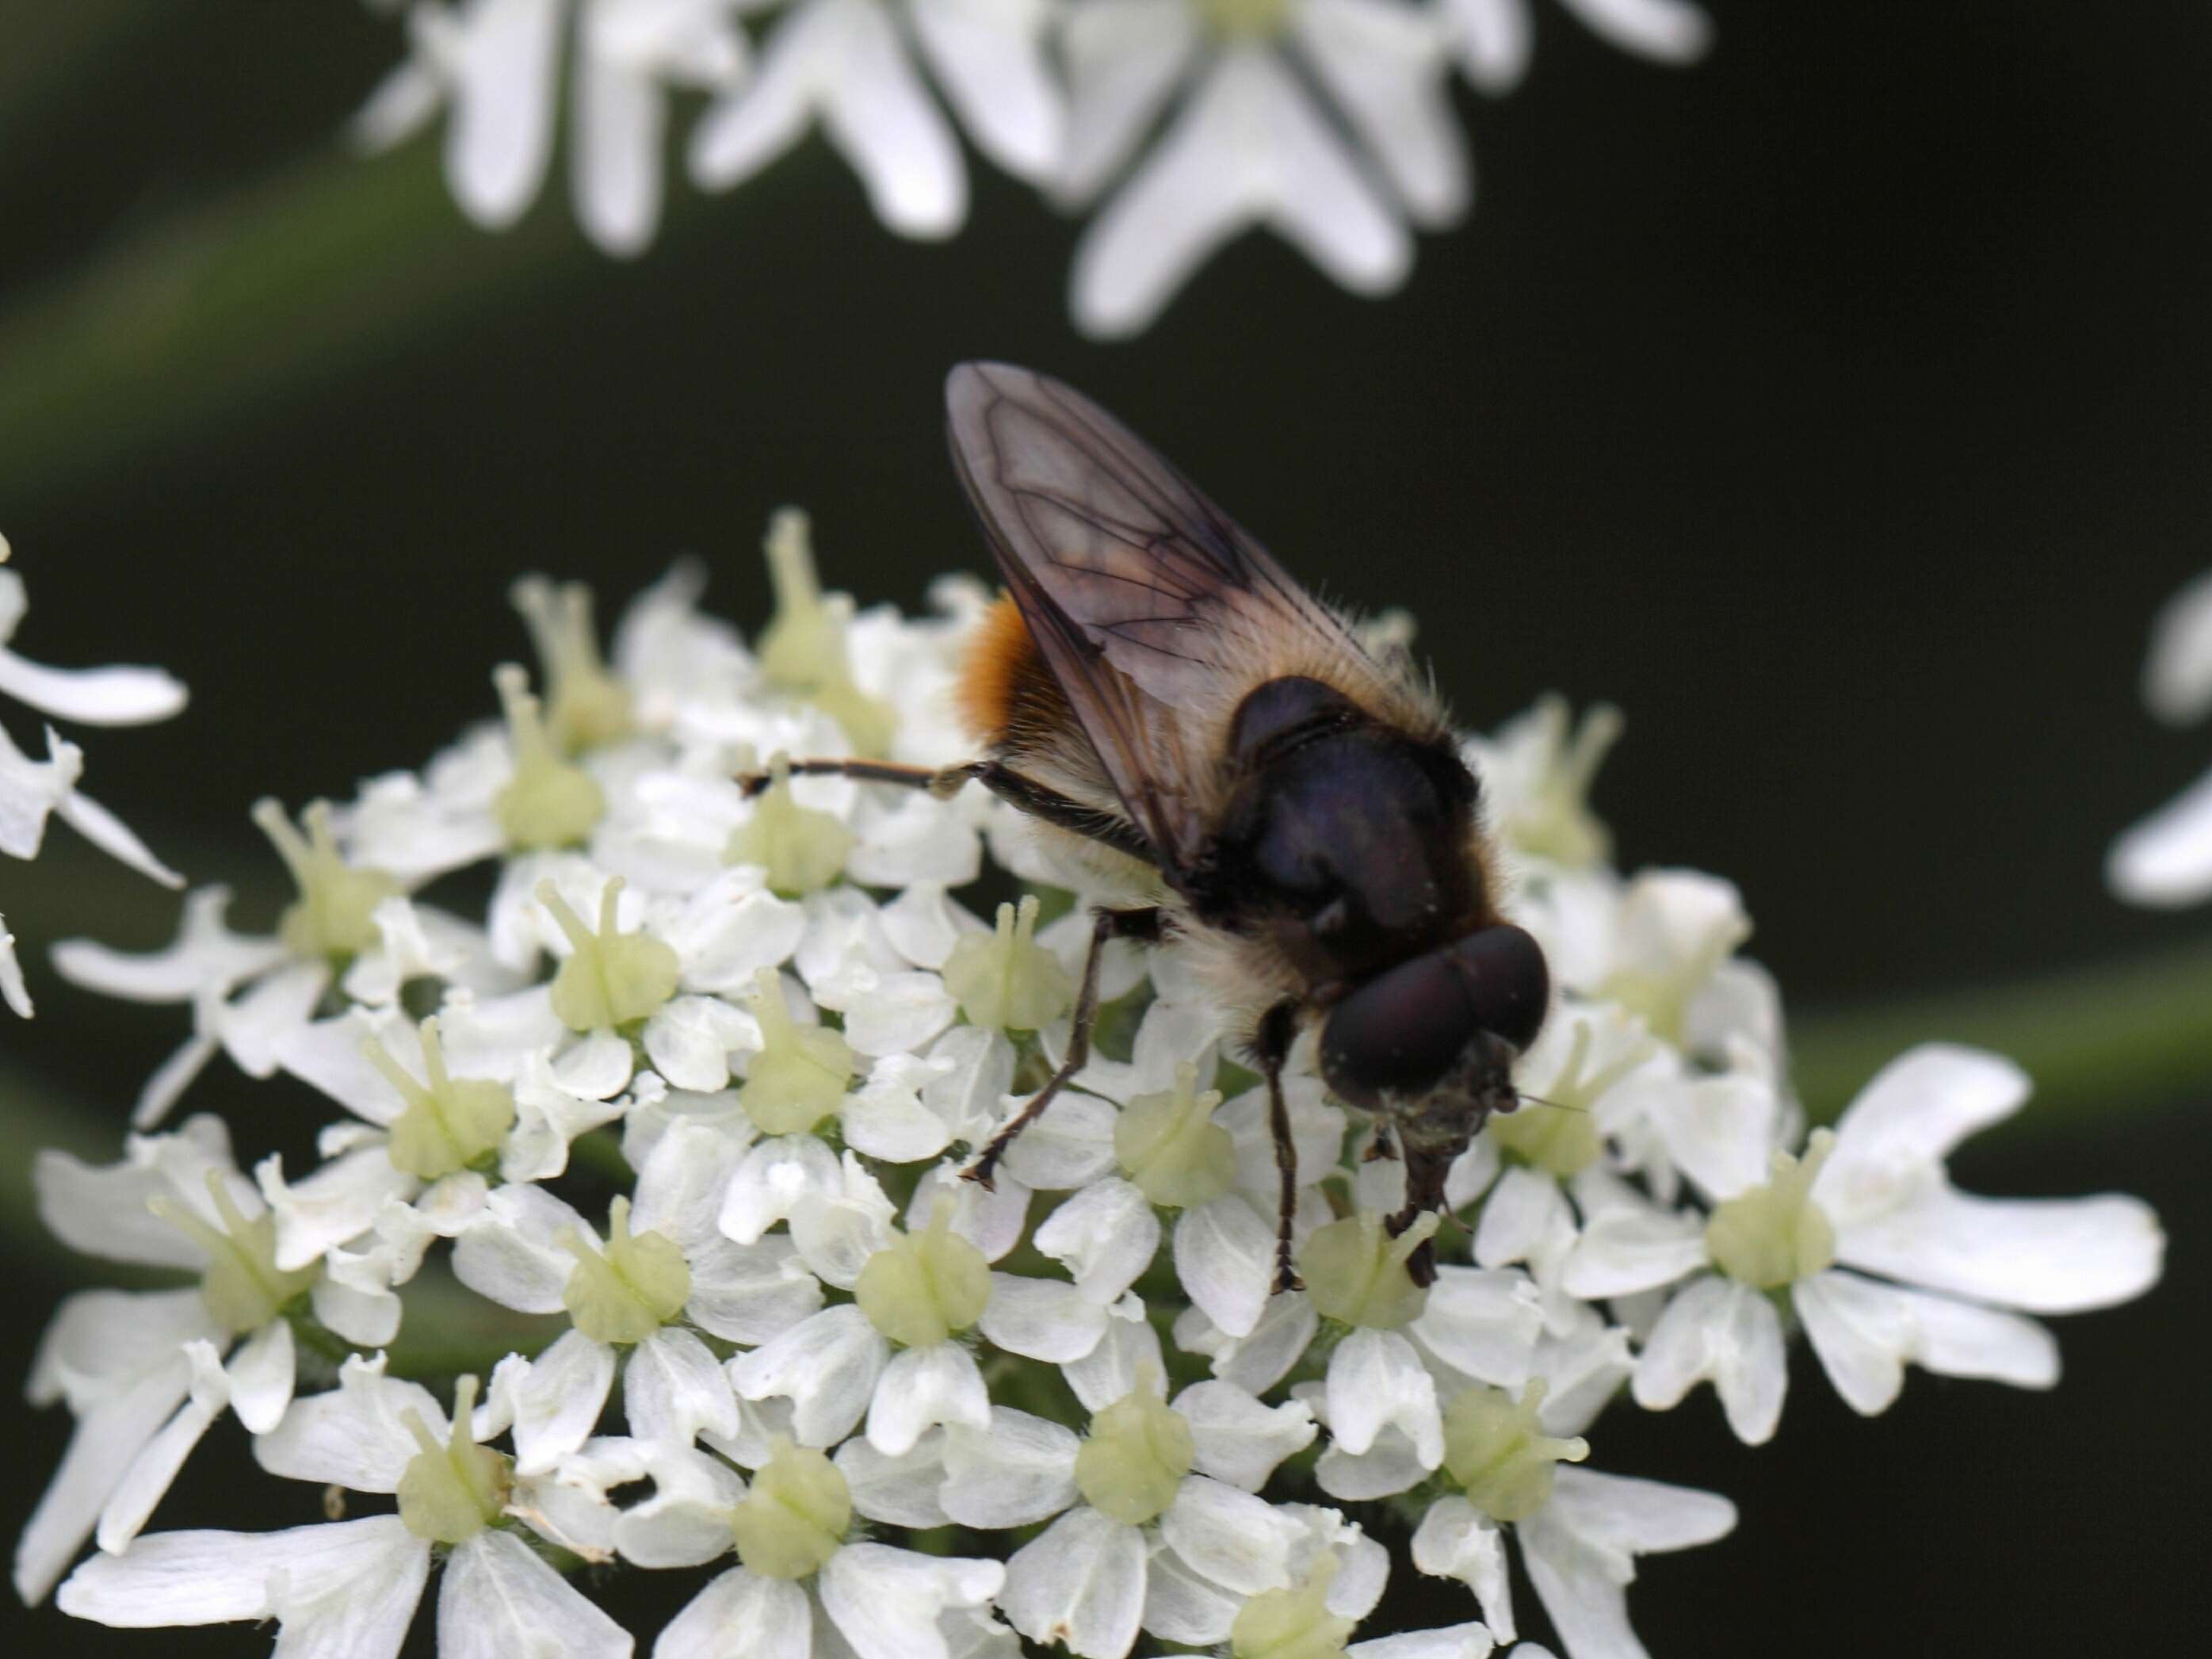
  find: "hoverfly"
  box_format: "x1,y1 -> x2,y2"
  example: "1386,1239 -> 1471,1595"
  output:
745,363 -> 1549,1292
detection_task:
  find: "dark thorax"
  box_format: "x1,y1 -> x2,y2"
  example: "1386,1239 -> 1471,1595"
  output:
1188,676 -> 1484,988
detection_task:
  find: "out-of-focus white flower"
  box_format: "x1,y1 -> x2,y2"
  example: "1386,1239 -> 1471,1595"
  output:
16,1118 -> 401,1604
0,547 -> 189,1012
357,0 -> 751,254
1057,0 -> 1469,337
1566,1044 -> 2164,1444
689,0 -> 1064,238
1441,0 -> 1711,94
2109,568 -> 2212,906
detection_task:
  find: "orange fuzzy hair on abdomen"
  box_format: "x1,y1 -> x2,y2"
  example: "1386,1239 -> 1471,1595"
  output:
956,592 -> 1068,748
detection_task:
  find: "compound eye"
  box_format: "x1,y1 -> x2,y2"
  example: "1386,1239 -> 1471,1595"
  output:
1317,924 -> 1549,1110
1454,923 -> 1549,1054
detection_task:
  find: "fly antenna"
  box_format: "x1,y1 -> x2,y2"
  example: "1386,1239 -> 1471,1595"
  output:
1515,1092 -> 1586,1114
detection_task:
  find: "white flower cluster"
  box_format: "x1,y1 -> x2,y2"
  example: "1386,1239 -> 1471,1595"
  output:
0,534 -> 188,1018
353,0 -> 1710,335
2109,567 -> 2212,907
18,522 -> 2162,1659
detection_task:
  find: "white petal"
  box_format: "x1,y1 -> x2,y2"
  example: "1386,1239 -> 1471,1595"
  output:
1642,1072 -> 1778,1201
941,1407 -> 1080,1527
730,1304 -> 888,1447
1834,1185 -> 2163,1315
1315,1426 -> 1432,1500
630,1116 -> 751,1256
0,645 -> 185,725
2142,565 -> 2212,721
613,1445 -> 747,1568
1294,0 -> 1470,224
1557,0 -> 1713,62
908,0 -> 1064,181
1796,1270 -> 2057,1416
1347,1623 -> 1496,1659
1034,1176 -> 1159,1303
94,1340 -> 229,1557
866,1342 -> 991,1456
55,1516 -> 425,1644
51,885 -> 281,1003
1159,1474 -> 1301,1596
1072,49 -> 1408,339
1561,1198 -> 1707,1298
226,1317 -> 296,1434
1174,1289 -> 1317,1395
820,1543 -> 1003,1659
720,1133 -> 842,1244
1410,1495 -> 1514,1642
1056,0 -> 1198,202
999,1508 -> 1148,1659
444,0 -> 564,227
1819,1044 -> 2028,1207
1547,1463 -> 1736,1553
1172,1194 -> 1275,1340
976,1273 -> 1110,1363
1411,1266 -> 1543,1389
838,1431 -> 953,1527
1441,0 -> 1531,93
1630,1275 -> 1786,1445
572,51 -> 665,256
556,1026 -> 639,1099
656,1567 -> 811,1659
819,0 -> 968,237
1326,1328 -> 1443,1468
1472,1165 -> 1570,1269
1140,1544 -> 1242,1644
1174,1380 -> 1315,1491
57,782 -> 182,887
687,1235 -> 826,1344
843,1054 -> 959,1161
2108,764 -> 2212,906
254,1352 -> 445,1492
644,995 -> 754,1091
0,919 -> 29,1016
453,1183 -> 591,1314
14,1350 -> 194,1604
438,1527 -> 632,1658
1062,1294 -> 1164,1410
995,1086 -> 1118,1188
628,1328 -> 741,1449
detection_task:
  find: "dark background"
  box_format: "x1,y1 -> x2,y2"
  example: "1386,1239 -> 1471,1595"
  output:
0,2 -> 2204,1653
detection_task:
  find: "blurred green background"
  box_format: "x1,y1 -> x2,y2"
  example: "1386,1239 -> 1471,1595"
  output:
2,2 -> 2206,1653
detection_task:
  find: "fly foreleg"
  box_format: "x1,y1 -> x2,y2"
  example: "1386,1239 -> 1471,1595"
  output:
1254,1000 -> 1305,1296
962,905 -> 1164,1191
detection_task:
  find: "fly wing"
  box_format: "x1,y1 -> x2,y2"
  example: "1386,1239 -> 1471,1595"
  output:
945,361 -> 1367,877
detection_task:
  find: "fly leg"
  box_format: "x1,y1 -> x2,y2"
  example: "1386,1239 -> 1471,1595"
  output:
1384,1142 -> 1454,1289
737,758 -> 1154,863
962,905 -> 1164,1190
1254,1001 -> 1305,1295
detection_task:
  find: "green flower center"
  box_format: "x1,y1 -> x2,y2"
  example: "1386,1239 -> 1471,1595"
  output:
739,967 -> 855,1136
1706,1130 -> 1838,1290
396,1374 -> 511,1544
491,663 -> 606,851
944,894 -> 1075,1034
150,1170 -> 321,1336
1442,1379 -> 1588,1523
755,510 -> 896,758
1200,0 -> 1292,39
724,753 -> 852,896
254,797 -> 397,962
1230,1554 -> 1354,1659
1490,1016 -> 1652,1176
365,1015 -> 516,1181
1114,1061 -> 1236,1208
560,1195 -> 691,1345
854,1195 -> 991,1347
1298,1210 -> 1438,1330
510,575 -> 632,753
729,1436 -> 851,1581
1075,1369 -> 1193,1526
540,876 -> 679,1033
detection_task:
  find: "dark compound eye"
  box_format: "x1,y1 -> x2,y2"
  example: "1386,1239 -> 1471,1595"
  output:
1319,925 -> 1550,1110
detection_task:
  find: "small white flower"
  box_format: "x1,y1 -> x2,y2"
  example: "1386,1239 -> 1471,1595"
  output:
2109,567 -> 2212,906
690,0 -> 1064,239
1061,0 -> 1466,337
17,1117 -> 399,1600
1568,1044 -> 2164,1443
358,0 -> 750,253
59,1355 -> 631,1659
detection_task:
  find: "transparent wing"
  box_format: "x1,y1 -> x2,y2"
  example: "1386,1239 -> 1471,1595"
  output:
945,360 -> 1365,876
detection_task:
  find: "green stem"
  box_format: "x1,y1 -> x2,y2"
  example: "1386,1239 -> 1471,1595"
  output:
1788,936 -> 2212,1130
